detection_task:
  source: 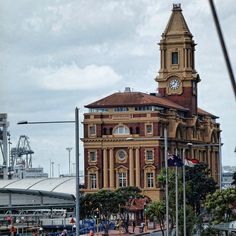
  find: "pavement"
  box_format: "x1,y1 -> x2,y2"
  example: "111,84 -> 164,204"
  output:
81,225 -> 162,236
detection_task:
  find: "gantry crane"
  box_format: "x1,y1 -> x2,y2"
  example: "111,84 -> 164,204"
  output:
11,135 -> 34,169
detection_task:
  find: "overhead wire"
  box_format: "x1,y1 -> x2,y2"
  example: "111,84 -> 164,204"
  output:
208,0 -> 236,101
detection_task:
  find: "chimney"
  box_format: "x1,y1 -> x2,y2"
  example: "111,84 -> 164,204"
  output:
124,87 -> 131,92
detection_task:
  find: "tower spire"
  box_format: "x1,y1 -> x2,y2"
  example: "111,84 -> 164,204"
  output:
156,4 -> 200,116
163,3 -> 192,38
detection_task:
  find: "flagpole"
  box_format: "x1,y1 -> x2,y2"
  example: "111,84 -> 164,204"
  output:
219,137 -> 222,190
183,148 -> 186,236
175,149 -> 179,236
164,126 -> 169,236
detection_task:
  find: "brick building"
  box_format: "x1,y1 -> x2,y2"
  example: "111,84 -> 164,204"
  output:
82,4 -> 221,200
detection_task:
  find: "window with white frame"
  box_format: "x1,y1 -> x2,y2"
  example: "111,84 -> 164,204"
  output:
90,174 -> 97,189
147,173 -> 154,188
89,125 -> 96,136
146,150 -> 153,161
89,151 -> 96,162
118,172 -> 127,187
146,124 -> 153,135
113,125 -> 130,135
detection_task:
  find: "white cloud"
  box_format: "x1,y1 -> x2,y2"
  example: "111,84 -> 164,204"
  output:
29,64 -> 122,90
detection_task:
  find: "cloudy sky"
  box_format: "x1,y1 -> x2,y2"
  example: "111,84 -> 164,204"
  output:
1,0 -> 235,177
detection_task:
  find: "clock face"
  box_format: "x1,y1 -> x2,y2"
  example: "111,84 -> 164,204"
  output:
169,78 -> 180,90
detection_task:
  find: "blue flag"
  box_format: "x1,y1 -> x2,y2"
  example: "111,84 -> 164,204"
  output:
168,154 -> 183,167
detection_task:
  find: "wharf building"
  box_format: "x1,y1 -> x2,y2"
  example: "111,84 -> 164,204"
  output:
82,4 -> 221,200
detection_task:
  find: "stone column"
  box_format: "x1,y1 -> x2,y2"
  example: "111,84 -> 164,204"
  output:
129,147 -> 134,186
109,148 -> 114,188
184,48 -> 187,68
103,148 -> 108,188
135,148 -> 140,188
188,49 -> 191,68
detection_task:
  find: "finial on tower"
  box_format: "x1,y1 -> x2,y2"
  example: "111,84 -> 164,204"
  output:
172,3 -> 181,10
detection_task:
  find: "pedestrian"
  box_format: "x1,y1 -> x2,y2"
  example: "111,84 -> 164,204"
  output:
140,222 -> 145,233
132,221 -> 136,233
89,229 -> 94,236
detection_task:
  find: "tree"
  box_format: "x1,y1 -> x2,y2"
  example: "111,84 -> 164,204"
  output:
145,201 -> 166,236
205,188 -> 236,224
184,162 -> 217,215
115,187 -> 143,233
157,168 -> 179,233
80,190 -> 120,235
80,187 -> 143,235
178,205 -> 196,236
157,163 -> 217,234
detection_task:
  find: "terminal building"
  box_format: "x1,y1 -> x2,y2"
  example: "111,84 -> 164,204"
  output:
82,4 -> 221,200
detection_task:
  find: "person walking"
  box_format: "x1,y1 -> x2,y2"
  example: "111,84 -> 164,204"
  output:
132,221 -> 136,233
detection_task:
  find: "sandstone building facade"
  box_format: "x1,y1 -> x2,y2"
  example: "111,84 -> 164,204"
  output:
82,4 -> 221,200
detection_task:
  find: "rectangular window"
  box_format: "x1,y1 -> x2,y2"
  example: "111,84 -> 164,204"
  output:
146,150 -> 153,161
89,125 -> 96,136
146,124 -> 153,134
89,151 -> 96,162
118,173 -> 127,187
147,173 -> 154,188
114,107 -> 129,112
172,52 -> 178,64
90,174 -> 97,189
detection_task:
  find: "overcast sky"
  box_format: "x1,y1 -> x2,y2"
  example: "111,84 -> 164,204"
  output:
1,0 -> 235,177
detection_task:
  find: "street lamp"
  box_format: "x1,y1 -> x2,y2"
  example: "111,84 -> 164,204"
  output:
66,147 -> 73,175
17,107 -> 80,236
51,161 -> 55,178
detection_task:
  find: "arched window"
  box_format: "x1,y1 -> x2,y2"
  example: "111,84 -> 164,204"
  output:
144,166 -> 156,188
116,166 -> 128,188
87,167 -> 99,189
113,125 -> 130,135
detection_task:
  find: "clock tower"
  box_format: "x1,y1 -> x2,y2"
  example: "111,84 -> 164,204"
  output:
155,4 -> 200,116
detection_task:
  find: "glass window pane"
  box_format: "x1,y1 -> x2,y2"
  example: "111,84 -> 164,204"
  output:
172,52 -> 178,64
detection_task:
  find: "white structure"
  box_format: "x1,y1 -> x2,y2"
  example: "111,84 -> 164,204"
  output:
0,177 -> 76,210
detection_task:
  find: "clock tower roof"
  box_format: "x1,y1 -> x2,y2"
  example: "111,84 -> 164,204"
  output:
163,3 -> 192,38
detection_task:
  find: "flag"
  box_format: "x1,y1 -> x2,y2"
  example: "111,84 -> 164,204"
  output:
168,154 -> 183,167
185,158 -> 199,167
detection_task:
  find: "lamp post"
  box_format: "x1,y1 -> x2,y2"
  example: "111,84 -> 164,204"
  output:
94,208 -> 100,235
17,107 -> 80,236
58,164 -> 61,177
51,161 -> 55,178
66,147 -> 73,175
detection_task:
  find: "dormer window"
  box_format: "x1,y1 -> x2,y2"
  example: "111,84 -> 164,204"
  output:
113,125 -> 130,135
172,52 -> 178,64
